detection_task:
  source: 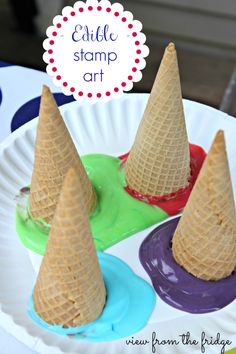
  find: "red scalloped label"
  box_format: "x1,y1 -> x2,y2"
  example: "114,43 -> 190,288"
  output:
43,0 -> 149,103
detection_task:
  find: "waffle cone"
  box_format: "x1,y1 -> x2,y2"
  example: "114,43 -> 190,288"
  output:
29,85 -> 96,224
33,168 -> 106,327
172,131 -> 236,281
125,43 -> 190,196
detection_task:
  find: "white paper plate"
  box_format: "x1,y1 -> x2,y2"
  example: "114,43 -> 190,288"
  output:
0,94 -> 236,354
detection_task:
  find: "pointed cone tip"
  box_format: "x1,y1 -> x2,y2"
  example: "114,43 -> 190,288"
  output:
59,167 -> 80,194
166,42 -> 175,53
40,85 -> 56,110
42,84 -> 51,96
65,166 -> 78,183
208,130 -> 226,159
213,130 -> 225,145
61,166 -> 93,216
39,84 -> 60,119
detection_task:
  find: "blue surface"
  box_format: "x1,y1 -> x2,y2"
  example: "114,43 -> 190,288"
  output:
0,61 -> 12,68
29,252 -> 156,342
0,88 -> 2,106
11,93 -> 75,132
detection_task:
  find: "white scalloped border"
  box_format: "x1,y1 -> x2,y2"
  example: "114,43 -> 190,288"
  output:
43,0 -> 149,103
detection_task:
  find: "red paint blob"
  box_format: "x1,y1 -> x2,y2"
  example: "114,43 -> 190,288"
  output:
120,144 -> 206,216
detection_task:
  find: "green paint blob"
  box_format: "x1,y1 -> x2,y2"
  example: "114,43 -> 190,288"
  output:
225,349 -> 236,354
16,154 -> 168,255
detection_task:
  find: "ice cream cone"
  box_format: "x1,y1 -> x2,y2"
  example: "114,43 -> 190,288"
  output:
172,131 -> 236,281
29,85 -> 96,224
125,42 -> 190,196
33,167 -> 106,327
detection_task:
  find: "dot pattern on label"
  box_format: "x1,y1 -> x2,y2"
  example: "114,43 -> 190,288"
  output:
45,1 -> 148,101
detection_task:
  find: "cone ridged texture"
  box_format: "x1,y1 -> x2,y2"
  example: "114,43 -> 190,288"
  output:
172,131 -> 236,281
29,85 -> 96,224
33,168 -> 106,327
125,43 -> 190,196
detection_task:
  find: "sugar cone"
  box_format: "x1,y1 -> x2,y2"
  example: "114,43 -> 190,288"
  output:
172,131 -> 236,281
125,43 -> 190,196
29,85 -> 96,224
33,168 -> 106,328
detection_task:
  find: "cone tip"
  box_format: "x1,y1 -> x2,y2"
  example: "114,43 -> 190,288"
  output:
66,166 -> 77,179
167,42 -> 175,52
214,130 -> 225,144
39,83 -> 61,117
42,84 -> 51,96
209,130 -> 226,156
63,167 -> 78,188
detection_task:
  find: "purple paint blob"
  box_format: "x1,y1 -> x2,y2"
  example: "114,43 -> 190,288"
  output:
139,217 -> 236,314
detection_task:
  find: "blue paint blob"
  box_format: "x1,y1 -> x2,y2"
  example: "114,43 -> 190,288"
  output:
11,93 -> 75,132
29,252 -> 155,342
0,61 -> 12,68
0,88 -> 2,106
